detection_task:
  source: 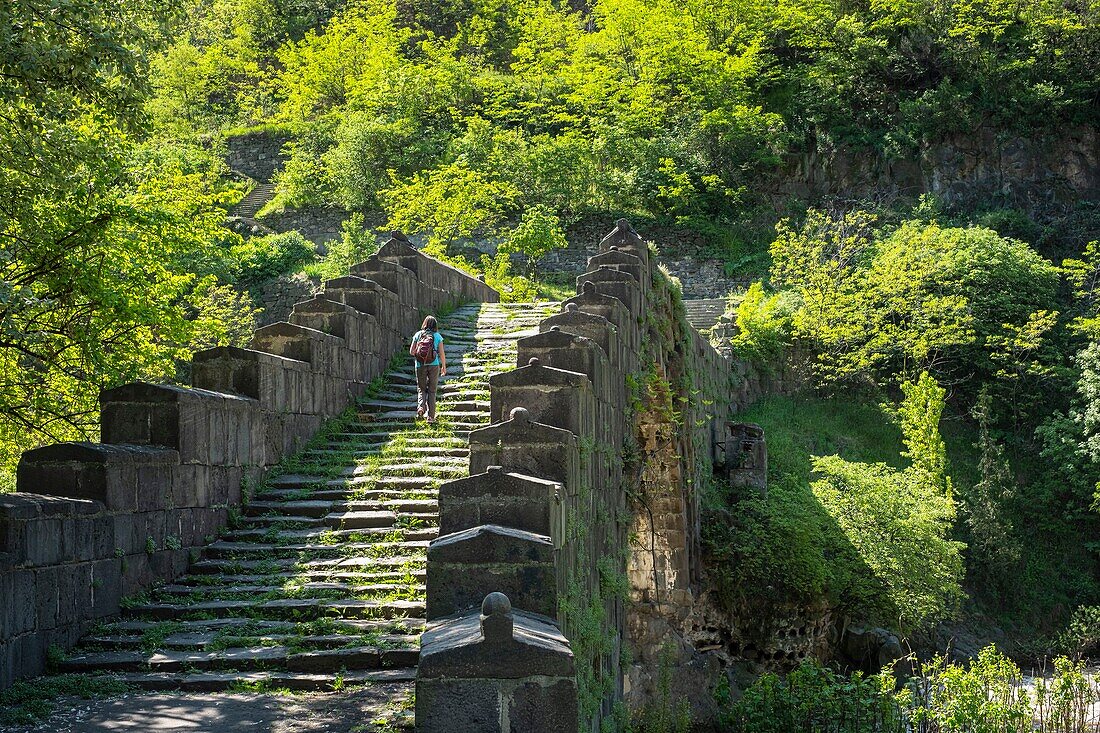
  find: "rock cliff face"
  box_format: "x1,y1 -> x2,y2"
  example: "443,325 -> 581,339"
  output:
783,125 -> 1100,210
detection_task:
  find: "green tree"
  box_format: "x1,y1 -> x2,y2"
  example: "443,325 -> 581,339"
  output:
313,213 -> 378,280
813,372 -> 962,630
0,0 -> 244,481
383,162 -> 518,256
499,205 -> 567,277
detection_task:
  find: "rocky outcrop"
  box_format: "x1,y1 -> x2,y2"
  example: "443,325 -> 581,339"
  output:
783,125 -> 1100,211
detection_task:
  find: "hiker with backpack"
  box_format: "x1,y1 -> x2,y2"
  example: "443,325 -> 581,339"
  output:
409,315 -> 447,423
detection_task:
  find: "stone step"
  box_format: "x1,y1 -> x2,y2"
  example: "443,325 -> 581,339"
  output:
266,474 -> 444,491
356,409 -> 488,422
225,526 -> 438,543
61,645 -> 418,674
56,302 -> 555,686
190,556 -> 425,575
304,447 -> 469,459
359,400 -> 489,413
82,630 -> 419,653
326,433 -> 468,445
257,486 -> 439,502
345,420 -> 484,432
107,667 -> 417,692
241,498 -> 438,516
155,581 -> 424,599
171,569 -> 426,587
203,539 -> 428,559
97,617 -> 423,636
128,598 -> 425,621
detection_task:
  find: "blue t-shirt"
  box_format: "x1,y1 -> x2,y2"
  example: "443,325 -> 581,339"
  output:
411,330 -> 443,368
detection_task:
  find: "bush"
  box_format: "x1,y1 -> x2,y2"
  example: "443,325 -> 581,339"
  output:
729,282 -> 796,364
480,251 -> 537,303
309,213 -> 378,280
723,648 -> 1097,733
231,231 -> 316,289
722,660 -> 903,733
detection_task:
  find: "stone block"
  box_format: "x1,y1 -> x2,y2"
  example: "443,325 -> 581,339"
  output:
438,467 -> 561,538
510,678 -> 581,733
598,218 -> 650,270
90,558 -> 122,617
426,525 -> 555,619
587,246 -> 646,291
417,594 -> 577,733
576,266 -> 643,315
250,322 -> 347,381
540,303 -> 623,372
351,256 -> 418,308
516,329 -> 610,398
469,408 -> 579,486
488,361 -> 595,438
416,678 -> 501,733
563,282 -> 633,345
17,443 -> 176,506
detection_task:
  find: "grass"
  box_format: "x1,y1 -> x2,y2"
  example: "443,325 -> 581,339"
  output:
738,393 -> 905,475
0,674 -> 130,726
534,272 -> 577,301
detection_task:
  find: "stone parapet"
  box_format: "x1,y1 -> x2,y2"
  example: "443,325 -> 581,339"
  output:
422,219 -> 730,730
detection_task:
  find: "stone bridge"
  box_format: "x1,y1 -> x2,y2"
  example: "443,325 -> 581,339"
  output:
0,221 -> 735,731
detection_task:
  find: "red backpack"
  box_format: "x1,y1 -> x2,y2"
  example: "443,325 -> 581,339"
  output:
413,330 -> 436,365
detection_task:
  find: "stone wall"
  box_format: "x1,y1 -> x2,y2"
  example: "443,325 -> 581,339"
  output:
260,206 -> 349,247
0,238 -> 498,689
225,130 -> 289,182
256,272 -> 320,326
417,221 -> 733,731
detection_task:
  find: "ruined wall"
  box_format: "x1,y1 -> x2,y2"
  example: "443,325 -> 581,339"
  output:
0,238 -> 498,689
224,130 -> 289,182
418,221 -> 732,731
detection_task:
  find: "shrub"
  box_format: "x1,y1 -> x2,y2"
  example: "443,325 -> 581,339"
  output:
729,282 -> 796,364
310,213 -> 378,280
480,251 -> 536,303
231,231 -> 316,289
722,660 -> 904,733
723,648 -> 1098,733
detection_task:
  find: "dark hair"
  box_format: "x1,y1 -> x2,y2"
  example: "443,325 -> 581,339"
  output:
422,315 -> 438,331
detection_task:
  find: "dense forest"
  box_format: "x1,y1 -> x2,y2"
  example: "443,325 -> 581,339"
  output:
3,0 -> 1100,712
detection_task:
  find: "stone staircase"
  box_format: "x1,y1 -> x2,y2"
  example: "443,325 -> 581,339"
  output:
681,297 -> 729,332
57,301 -> 559,692
233,181 -> 276,219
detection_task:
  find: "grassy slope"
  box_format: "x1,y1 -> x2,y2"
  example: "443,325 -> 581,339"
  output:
731,391 -> 1100,653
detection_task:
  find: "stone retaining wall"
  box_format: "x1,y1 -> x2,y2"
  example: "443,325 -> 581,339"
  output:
418,221 -> 733,731
225,130 -> 289,183
0,238 -> 498,689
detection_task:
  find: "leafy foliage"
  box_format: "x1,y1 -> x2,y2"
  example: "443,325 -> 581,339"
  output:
723,648 -> 1097,733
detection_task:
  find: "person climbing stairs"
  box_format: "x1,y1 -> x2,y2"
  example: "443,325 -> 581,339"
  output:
54,301 -> 559,693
